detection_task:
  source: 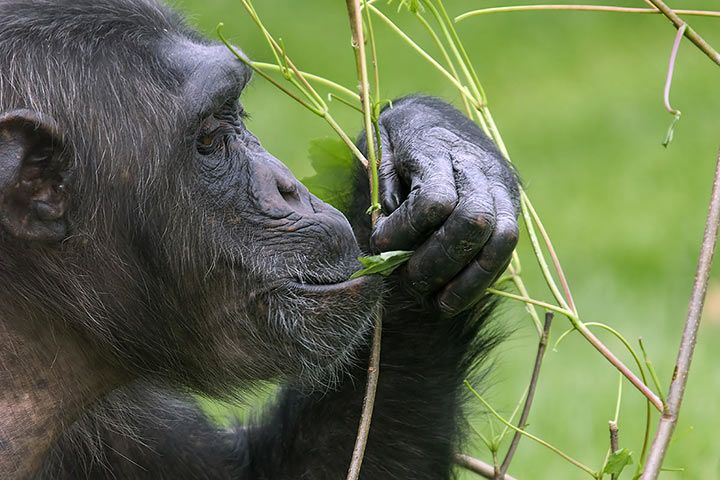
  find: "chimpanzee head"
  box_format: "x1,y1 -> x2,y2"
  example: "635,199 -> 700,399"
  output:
0,0 -> 381,394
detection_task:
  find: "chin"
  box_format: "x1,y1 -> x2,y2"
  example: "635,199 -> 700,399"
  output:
269,274 -> 384,389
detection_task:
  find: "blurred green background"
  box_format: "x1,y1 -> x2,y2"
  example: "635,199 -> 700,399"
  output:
174,1 -> 720,478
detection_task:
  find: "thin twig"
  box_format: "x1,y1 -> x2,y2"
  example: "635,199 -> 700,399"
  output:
465,382 -> 597,476
645,0 -> 720,67
641,148 -> 720,479
663,23 -> 686,116
455,454 -> 518,480
496,312 -> 553,479
661,22 -> 686,147
346,314 -> 382,480
251,62 -> 360,101
367,5 -> 483,110
455,5 -> 720,23
608,421 -> 619,480
344,2 -> 382,478
523,196 -> 577,314
488,288 -> 664,412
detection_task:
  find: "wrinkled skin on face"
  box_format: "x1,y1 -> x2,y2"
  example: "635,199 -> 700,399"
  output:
140,40 -> 384,392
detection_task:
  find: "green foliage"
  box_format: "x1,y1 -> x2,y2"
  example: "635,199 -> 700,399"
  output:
301,138 -> 356,214
603,448 -> 634,476
350,250 -> 414,279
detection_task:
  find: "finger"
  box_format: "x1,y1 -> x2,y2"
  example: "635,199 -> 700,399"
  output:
437,208 -> 519,317
378,146 -> 403,214
404,161 -> 495,293
371,152 -> 458,252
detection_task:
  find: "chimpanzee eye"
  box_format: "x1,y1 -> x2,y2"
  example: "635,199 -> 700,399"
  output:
196,130 -> 217,155
198,134 -> 213,147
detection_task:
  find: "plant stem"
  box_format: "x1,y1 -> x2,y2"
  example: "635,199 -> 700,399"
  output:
486,288 -> 573,317
455,454 -> 518,480
645,0 -> 720,67
523,196 -> 577,314
520,193 -> 571,311
465,382 -> 597,477
363,0 -> 381,104
413,12 -> 474,118
455,5 -> 720,23
344,2 -> 382,479
662,24 -> 686,117
488,288 -> 663,412
509,265 -> 544,335
220,8 -> 371,170
641,148 -> 720,479
347,0 -> 380,218
252,62 -> 360,101
609,421 -> 620,480
367,5 -> 483,111
345,312 -> 382,480
496,312 -> 553,479
638,338 -> 665,405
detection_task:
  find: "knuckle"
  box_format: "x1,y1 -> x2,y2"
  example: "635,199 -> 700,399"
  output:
370,220 -> 392,251
418,189 -> 457,221
458,204 -> 495,232
497,221 -> 520,250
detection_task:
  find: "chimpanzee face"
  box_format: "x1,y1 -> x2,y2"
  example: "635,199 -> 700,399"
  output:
155,38 -> 383,391
0,1 -> 381,395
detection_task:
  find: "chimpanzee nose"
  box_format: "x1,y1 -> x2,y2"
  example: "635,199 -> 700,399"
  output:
252,153 -> 315,217
276,177 -> 312,215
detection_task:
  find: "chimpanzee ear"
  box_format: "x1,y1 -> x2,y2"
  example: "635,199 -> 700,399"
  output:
0,109 -> 70,243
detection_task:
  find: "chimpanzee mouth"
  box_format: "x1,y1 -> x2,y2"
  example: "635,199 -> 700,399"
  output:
287,275 -> 373,294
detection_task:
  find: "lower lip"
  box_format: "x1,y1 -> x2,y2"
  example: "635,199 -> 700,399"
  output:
288,276 -> 372,294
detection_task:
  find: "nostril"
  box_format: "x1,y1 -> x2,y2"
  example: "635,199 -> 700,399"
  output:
277,182 -> 307,212
280,187 -> 299,204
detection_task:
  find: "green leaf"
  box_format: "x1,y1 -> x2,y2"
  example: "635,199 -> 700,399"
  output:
603,448 -> 634,476
301,138 -> 356,214
662,111 -> 682,148
350,250 -> 414,279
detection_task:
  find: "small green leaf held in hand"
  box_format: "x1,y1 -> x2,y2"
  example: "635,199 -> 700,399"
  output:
603,448 -> 633,476
351,251 -> 414,279
301,138 -> 355,214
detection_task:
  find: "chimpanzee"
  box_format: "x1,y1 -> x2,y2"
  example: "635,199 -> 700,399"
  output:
0,0 -> 521,478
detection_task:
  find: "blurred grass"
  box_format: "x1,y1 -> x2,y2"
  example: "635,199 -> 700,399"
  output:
173,1 -> 720,478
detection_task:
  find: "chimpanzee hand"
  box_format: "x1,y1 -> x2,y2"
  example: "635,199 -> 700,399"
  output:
371,96 -> 520,317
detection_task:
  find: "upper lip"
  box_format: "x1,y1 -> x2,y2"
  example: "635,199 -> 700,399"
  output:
287,275 -> 371,293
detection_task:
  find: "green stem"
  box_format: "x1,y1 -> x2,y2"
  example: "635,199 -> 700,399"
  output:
348,0 -> 380,218
455,5 -> 720,23
217,25 -> 322,115
222,4 -> 372,172
524,193 -> 577,313
427,0 -> 487,103
252,62 -> 360,101
520,193 -> 571,311
639,338 -> 666,405
368,5 -> 482,111
413,11 -> 473,118
329,93 -> 365,114
363,0 -> 381,104
489,286 -> 663,412
486,288 -> 573,318
465,381 -> 598,477
325,114 -> 370,170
